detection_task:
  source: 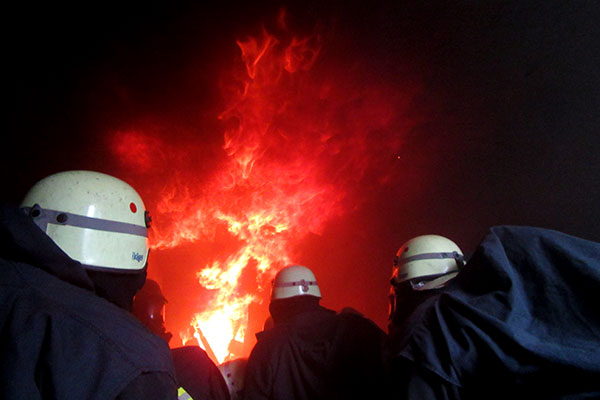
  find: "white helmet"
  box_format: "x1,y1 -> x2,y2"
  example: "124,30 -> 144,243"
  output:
271,265 -> 322,300
218,358 -> 247,400
20,170 -> 150,272
391,235 -> 464,291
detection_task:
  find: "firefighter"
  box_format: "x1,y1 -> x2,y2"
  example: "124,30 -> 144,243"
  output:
243,264 -> 389,400
387,234 -> 464,338
387,227 -> 600,399
132,278 -> 230,400
0,170 -> 177,399
133,278 -> 173,344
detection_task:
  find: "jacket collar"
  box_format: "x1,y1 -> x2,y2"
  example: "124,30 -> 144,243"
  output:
0,205 -> 94,291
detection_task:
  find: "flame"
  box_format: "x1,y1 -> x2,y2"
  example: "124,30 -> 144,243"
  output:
179,28 -> 338,363
110,10 -> 418,364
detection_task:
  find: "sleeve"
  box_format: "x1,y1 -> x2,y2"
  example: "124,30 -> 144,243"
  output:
170,346 -> 231,400
242,342 -> 273,400
390,357 -> 461,400
115,372 -> 178,400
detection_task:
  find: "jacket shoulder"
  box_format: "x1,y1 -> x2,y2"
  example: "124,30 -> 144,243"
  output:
0,259 -> 176,399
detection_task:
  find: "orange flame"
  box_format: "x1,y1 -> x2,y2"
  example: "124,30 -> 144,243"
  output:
184,27 -> 345,362
110,10 -> 418,363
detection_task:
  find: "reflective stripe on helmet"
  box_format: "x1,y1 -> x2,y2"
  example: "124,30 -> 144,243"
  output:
24,204 -> 148,238
274,279 -> 318,293
178,387 -> 193,400
394,251 -> 464,267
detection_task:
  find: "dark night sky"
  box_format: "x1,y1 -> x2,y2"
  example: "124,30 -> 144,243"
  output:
6,0 -> 600,335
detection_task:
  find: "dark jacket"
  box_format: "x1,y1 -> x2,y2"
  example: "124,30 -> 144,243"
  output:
389,225 -> 600,399
171,346 -> 231,400
243,300 -> 388,400
0,205 -> 177,399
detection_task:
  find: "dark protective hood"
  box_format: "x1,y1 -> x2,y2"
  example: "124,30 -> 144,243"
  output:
388,283 -> 441,339
269,295 -> 321,324
0,204 -> 94,290
393,225 -> 600,396
0,205 -> 145,310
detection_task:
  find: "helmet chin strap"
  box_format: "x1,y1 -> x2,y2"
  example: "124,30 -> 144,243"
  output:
388,270 -> 458,321
410,272 -> 459,291
388,282 -> 441,327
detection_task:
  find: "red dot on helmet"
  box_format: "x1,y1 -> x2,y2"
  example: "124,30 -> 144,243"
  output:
130,202 -> 137,213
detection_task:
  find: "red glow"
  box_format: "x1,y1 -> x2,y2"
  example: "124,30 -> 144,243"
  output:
111,130 -> 154,172
110,11 -> 419,363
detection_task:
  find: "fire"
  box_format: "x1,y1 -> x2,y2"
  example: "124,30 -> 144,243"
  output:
192,254 -> 254,363
177,26 -> 343,362
173,27 -> 347,362
110,10 -> 418,364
